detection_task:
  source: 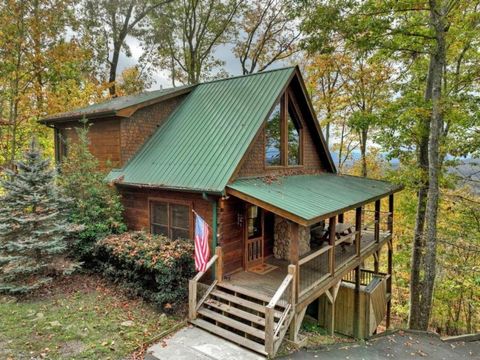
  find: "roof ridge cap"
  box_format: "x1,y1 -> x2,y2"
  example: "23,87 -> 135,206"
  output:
197,66 -> 296,87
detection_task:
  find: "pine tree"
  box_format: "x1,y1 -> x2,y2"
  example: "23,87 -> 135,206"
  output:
59,121 -> 125,260
0,139 -> 75,294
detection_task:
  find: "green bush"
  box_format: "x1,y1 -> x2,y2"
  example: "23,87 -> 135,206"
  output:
59,121 -> 126,259
93,231 -> 195,309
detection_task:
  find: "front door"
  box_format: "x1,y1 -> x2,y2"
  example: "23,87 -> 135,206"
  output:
244,205 -> 264,270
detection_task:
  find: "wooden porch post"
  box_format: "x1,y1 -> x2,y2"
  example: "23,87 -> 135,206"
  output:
329,216 -> 336,276
374,251 -> 379,274
355,207 -> 362,256
289,222 -> 300,342
215,246 -> 223,282
386,193 -> 394,329
374,199 -> 381,243
353,265 -> 361,338
325,282 -> 341,336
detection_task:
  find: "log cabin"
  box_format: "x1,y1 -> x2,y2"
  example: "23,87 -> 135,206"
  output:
40,66 -> 402,357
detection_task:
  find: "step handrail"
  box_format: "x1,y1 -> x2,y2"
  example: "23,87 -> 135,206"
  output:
188,246 -> 222,321
265,264 -> 296,355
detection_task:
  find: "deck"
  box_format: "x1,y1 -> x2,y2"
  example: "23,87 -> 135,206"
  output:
223,230 -> 387,301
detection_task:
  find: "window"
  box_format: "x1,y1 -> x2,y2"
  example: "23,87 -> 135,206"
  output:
287,110 -> 300,165
264,94 -> 303,167
55,128 -> 68,163
150,201 -> 190,240
265,102 -> 282,166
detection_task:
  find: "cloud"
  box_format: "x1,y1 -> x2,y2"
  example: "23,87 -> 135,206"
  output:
118,36 -> 291,90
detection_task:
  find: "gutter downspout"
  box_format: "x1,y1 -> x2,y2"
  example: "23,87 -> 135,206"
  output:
202,192 -> 218,279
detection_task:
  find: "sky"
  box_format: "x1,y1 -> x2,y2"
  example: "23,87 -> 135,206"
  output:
118,36 -> 291,90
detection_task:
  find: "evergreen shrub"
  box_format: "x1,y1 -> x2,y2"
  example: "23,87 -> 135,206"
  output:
93,231 -> 195,308
0,139 -> 78,294
59,121 -> 126,260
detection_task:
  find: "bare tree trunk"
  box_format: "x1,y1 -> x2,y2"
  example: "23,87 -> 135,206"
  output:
360,128 -> 368,177
109,44 -> 121,96
410,0 -> 446,330
325,120 -> 330,148
409,65 -> 432,328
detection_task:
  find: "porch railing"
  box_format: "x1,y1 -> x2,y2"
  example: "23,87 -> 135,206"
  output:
188,246 -> 223,320
265,264 -> 295,355
342,268 -> 387,286
298,245 -> 330,297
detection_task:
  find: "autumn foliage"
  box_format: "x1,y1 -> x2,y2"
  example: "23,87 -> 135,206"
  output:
93,232 -> 195,310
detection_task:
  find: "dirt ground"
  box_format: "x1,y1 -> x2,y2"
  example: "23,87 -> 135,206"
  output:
282,331 -> 480,360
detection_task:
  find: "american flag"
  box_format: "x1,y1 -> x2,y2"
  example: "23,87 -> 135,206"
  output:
194,213 -> 210,272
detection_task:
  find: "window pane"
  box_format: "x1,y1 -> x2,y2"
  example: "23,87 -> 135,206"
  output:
247,206 -> 262,239
152,203 -> 168,225
287,111 -> 300,165
171,228 -> 190,240
152,224 -> 168,237
172,204 -> 189,229
265,102 -> 281,166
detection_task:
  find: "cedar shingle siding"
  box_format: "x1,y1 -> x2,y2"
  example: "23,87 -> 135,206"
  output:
119,95 -> 187,164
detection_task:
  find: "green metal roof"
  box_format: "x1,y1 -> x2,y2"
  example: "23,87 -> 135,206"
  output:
227,174 -> 402,225
107,67 -> 296,193
40,85 -> 193,123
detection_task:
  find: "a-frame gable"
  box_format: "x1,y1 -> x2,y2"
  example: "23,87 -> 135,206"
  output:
230,68 -> 337,181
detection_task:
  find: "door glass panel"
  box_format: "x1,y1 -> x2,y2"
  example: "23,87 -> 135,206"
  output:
265,102 -> 281,166
247,206 -> 262,239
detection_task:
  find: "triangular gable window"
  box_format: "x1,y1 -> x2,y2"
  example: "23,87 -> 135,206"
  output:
265,93 -> 303,167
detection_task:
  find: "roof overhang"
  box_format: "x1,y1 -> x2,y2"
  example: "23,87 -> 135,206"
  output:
39,86 -> 194,125
226,174 -> 403,226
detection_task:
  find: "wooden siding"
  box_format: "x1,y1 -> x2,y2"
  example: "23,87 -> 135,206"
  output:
218,196 -> 244,275
120,95 -> 187,164
52,95 -> 187,171
118,186 -> 214,246
56,118 -> 121,170
235,86 -> 325,179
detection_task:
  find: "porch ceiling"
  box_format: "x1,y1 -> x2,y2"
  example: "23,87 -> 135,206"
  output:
227,174 -> 402,226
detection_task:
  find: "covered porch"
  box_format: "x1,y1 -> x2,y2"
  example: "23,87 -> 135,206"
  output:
188,173 -> 401,357
223,174 -> 397,306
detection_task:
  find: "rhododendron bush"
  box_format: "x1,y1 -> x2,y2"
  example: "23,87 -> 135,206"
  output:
94,231 -> 195,309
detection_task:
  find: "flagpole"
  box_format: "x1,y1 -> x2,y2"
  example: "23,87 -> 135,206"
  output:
192,209 -> 214,230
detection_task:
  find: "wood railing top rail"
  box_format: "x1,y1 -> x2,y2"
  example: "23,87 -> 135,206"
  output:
362,209 -> 393,215
192,254 -> 218,282
334,231 -> 359,246
267,274 -> 293,309
299,245 -> 331,266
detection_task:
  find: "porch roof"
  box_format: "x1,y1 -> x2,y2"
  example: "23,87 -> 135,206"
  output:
226,174 -> 402,226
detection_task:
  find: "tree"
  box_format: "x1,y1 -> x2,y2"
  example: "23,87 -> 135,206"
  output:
304,51 -> 347,148
117,66 -> 150,95
0,0 -> 96,168
148,0 -> 243,85
233,0 -> 300,75
0,139 -> 76,294
59,121 -> 126,259
80,0 -> 171,95
301,0 -> 480,330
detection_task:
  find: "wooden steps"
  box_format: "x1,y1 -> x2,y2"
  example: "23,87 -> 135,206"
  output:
210,289 -> 283,318
190,318 -> 268,356
204,298 -> 267,326
190,282 -> 293,356
198,308 -> 266,339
